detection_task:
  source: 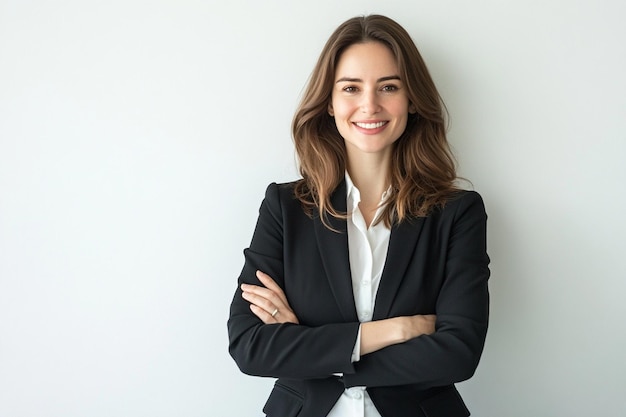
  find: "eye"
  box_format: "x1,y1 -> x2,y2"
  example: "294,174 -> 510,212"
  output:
381,84 -> 399,92
342,86 -> 358,93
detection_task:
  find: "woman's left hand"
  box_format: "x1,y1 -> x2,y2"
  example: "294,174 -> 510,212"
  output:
241,270 -> 299,324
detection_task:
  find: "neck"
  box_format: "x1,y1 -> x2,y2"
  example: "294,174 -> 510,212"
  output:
346,151 -> 391,207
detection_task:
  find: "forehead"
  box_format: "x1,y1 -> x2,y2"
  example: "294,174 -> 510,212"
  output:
335,42 -> 398,78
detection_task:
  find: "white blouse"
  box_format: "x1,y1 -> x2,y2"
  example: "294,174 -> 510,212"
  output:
326,174 -> 391,417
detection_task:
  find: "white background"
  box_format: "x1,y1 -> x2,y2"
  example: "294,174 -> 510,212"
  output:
1,1 -> 625,416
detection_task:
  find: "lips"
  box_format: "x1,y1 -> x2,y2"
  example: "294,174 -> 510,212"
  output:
353,121 -> 388,129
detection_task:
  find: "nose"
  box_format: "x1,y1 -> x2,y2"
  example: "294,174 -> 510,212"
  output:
360,90 -> 381,114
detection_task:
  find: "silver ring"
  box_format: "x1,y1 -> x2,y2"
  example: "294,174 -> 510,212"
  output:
271,308 -> 279,318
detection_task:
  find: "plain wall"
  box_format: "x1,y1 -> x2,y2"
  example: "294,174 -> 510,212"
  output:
1,1 -> 625,415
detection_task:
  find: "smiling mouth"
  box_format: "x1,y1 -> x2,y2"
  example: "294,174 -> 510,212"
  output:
354,121 -> 388,129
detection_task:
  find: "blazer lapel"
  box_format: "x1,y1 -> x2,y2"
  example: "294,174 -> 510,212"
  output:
313,180 -> 358,322
372,216 -> 425,320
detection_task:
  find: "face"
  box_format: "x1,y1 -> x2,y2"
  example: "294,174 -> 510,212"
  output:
329,41 -> 414,161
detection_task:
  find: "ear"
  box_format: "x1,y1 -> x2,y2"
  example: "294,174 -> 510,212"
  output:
408,103 -> 417,114
328,102 -> 334,117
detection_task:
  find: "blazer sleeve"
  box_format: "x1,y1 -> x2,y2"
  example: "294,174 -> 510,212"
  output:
342,191 -> 490,389
227,183 -> 361,380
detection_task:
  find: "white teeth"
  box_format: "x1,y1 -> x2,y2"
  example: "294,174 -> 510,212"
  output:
355,121 -> 387,129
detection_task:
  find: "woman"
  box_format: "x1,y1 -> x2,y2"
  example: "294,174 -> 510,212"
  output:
228,14 -> 489,417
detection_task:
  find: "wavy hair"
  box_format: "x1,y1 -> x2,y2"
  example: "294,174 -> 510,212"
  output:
292,15 -> 459,229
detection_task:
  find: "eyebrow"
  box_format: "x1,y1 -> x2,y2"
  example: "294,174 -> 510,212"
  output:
335,75 -> 401,83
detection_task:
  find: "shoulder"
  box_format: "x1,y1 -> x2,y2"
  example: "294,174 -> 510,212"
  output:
432,190 -> 487,222
261,180 -> 303,216
449,190 -> 486,210
263,180 -> 299,203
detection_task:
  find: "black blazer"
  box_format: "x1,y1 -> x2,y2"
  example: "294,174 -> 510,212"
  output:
228,181 -> 490,417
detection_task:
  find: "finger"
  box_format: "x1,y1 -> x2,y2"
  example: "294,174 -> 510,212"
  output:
241,284 -> 285,309
241,291 -> 280,316
249,304 -> 277,324
256,271 -> 289,305
245,293 -> 298,325
242,277 -> 287,309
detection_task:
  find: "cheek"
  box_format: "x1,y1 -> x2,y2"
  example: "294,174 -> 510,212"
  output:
330,98 -> 354,119
389,98 -> 410,116
388,102 -> 410,131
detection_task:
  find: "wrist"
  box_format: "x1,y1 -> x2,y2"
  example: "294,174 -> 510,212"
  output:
393,316 -> 410,343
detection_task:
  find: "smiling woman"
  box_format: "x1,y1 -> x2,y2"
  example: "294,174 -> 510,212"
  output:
330,42 -> 413,163
228,14 -> 490,417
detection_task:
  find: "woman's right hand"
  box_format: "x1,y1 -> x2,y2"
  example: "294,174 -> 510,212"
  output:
398,314 -> 437,342
360,314 -> 436,356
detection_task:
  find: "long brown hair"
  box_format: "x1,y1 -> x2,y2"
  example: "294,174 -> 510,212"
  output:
292,15 -> 458,228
